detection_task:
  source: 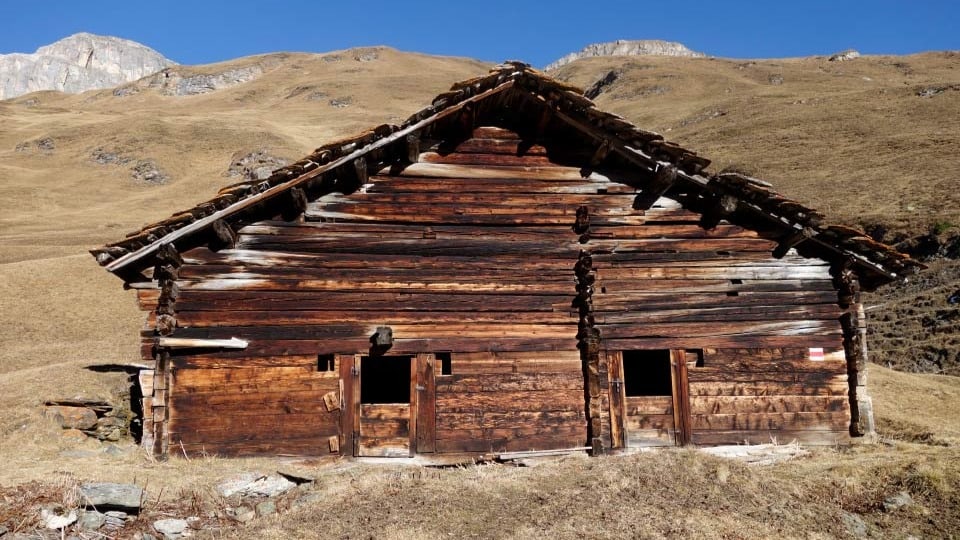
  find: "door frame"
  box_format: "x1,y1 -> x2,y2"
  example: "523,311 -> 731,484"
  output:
607,349 -> 691,448
338,352 -> 436,457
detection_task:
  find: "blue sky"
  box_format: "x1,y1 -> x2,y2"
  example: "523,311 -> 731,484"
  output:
1,1 -> 957,67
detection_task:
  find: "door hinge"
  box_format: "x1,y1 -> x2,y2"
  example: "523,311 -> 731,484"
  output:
415,385 -> 425,391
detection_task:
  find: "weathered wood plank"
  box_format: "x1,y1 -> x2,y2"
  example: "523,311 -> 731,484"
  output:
624,414 -> 674,431
689,396 -> 850,415
597,265 -> 832,280
690,411 -> 850,431
435,390 -> 584,414
600,320 -> 842,339
169,412 -> 338,436
172,323 -> 578,341
436,410 -> 586,430
174,310 -> 578,327
174,290 -> 573,313
360,403 -> 410,420
434,433 -> 585,454
594,305 -> 842,325
173,389 -> 338,414
172,366 -> 324,388
174,337 -> 582,357
687,381 -> 850,397
178,435 -> 335,457
419,151 -> 557,167
603,335 -> 844,351
626,429 -> 676,447
624,396 -> 674,416
382,161 -> 607,181
435,372 -> 584,393
364,177 -> 637,195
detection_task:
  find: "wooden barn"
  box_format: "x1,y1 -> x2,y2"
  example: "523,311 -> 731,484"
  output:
91,62 -> 923,459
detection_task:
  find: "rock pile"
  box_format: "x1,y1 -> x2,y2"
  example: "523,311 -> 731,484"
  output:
4,471 -> 319,538
91,147 -> 170,184
226,150 -> 289,182
14,137 -> 55,154
44,397 -> 131,442
829,49 -> 861,62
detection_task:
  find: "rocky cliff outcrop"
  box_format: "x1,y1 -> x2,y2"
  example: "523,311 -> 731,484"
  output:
0,33 -> 175,100
545,39 -> 705,71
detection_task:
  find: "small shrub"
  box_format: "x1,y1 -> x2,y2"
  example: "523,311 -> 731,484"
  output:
933,221 -> 955,235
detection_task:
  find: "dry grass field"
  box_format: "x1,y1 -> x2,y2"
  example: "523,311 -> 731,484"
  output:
0,47 -> 958,538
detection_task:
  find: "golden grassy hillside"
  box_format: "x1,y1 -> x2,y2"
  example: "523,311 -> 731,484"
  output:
0,47 -> 958,538
553,52 -> 960,236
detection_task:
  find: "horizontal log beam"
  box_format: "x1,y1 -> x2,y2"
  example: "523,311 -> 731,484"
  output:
156,337 -> 249,350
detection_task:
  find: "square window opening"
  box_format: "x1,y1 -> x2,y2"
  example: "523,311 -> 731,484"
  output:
437,352 -> 452,376
622,350 -> 673,396
317,354 -> 336,372
360,355 -> 411,404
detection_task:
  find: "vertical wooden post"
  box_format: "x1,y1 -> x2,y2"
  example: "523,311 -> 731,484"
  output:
606,351 -> 626,450
338,354 -> 358,457
416,353 -> 437,453
833,264 -> 875,437
408,356 -> 418,457
152,349 -> 170,459
670,350 -> 691,445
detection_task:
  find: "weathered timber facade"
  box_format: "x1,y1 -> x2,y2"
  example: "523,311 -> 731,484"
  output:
92,62 -> 923,459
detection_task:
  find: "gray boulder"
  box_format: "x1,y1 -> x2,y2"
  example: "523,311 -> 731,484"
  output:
829,49 -> 861,62
841,511 -> 868,538
79,482 -> 143,512
883,491 -> 914,511
40,506 -> 77,530
216,472 -> 296,498
153,518 -> 188,539
78,510 -> 106,530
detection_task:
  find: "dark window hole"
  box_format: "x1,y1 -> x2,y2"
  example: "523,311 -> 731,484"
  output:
317,354 -> 335,372
438,352 -> 452,376
360,355 -> 411,404
622,350 -> 673,396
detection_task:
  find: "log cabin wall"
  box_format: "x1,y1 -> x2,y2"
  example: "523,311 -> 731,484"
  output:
588,199 -> 851,447
131,125 -> 853,457
146,127 -> 605,457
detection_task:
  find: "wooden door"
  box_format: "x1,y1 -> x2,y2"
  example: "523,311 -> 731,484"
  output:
611,349 -> 691,448
670,350 -> 692,446
355,355 -> 415,457
415,353 -> 437,453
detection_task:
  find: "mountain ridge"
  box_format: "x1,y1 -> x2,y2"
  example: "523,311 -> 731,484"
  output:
0,32 -> 175,99
545,39 -> 706,70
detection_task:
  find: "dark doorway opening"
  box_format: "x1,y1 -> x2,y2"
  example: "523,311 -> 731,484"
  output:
361,355 -> 411,404
622,350 -> 673,396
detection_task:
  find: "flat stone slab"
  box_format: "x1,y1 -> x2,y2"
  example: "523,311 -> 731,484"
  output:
216,472 -> 296,498
154,518 -> 188,539
80,483 -> 144,512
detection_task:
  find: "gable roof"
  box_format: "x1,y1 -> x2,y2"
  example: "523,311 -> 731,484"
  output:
90,61 -> 923,289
